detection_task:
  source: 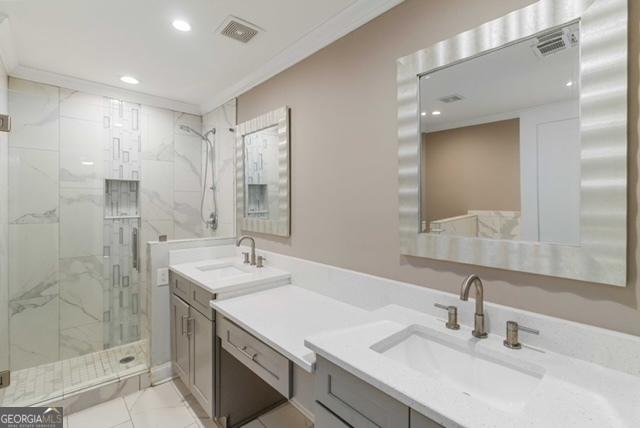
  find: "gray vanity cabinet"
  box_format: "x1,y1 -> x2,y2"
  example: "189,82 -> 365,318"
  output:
169,272 -> 215,419
314,357 -> 443,428
170,294 -> 191,386
189,306 -> 213,414
410,410 -> 444,428
315,402 -> 350,428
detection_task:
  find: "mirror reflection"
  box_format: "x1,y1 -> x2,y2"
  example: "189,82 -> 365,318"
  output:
420,22 -> 580,245
243,125 -> 280,219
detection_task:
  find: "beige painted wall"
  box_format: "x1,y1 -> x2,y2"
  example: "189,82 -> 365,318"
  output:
237,0 -> 640,336
421,119 -> 520,225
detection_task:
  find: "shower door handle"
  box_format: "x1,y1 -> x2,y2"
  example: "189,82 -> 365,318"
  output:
132,227 -> 139,271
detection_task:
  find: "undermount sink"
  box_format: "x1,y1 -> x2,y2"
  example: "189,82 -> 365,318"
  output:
371,325 -> 545,412
195,263 -> 251,280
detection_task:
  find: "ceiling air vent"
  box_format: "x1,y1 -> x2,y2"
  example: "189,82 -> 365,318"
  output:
219,16 -> 260,43
532,27 -> 578,57
438,94 -> 464,104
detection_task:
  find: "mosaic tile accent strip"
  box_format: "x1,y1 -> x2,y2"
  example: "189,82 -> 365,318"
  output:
103,99 -> 141,181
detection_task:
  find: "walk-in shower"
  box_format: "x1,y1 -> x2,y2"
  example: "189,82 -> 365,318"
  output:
179,124 -> 218,231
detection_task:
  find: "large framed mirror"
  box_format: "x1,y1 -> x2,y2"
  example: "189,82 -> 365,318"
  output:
236,106 -> 291,237
397,0 -> 628,286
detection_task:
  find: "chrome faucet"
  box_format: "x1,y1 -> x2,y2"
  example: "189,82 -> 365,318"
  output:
236,235 -> 256,266
460,274 -> 488,338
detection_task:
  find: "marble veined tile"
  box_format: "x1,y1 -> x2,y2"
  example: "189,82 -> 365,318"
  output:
60,88 -> 104,123
8,77 -> 59,151
60,256 -> 104,330
60,188 -> 104,258
8,223 -> 59,301
125,381 -> 196,428
174,134 -> 202,192
174,111 -> 202,137
174,191 -> 203,239
60,322 -> 104,360
9,147 -> 59,224
140,160 -> 173,221
60,117 -> 105,189
10,295 -> 60,371
67,396 -> 130,428
140,106 -> 173,161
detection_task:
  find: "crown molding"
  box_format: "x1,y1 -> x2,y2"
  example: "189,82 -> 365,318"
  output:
10,65 -> 201,115
199,0 -> 405,113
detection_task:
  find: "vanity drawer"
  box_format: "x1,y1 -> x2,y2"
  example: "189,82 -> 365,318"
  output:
218,316 -> 292,398
170,271 -> 191,302
191,283 -> 215,320
315,357 -> 409,428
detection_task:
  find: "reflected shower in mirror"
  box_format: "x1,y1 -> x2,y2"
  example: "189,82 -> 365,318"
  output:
243,125 -> 280,219
420,22 -> 580,245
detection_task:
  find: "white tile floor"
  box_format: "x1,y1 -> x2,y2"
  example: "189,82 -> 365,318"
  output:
64,379 -> 313,428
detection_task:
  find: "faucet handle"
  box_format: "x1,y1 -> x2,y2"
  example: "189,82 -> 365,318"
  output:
241,252 -> 250,264
434,303 -> 460,330
504,321 -> 539,349
256,255 -> 266,268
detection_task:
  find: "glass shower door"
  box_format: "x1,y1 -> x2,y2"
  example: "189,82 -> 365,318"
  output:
0,76 -> 9,396
0,77 -> 149,408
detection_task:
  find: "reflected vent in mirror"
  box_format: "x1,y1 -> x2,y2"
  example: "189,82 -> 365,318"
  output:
438,94 -> 464,104
532,28 -> 578,57
219,16 -> 260,43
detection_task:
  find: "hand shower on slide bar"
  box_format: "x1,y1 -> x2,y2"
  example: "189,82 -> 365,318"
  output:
179,124 -> 219,230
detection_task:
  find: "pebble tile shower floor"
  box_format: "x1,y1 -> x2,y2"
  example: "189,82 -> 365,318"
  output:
0,340 -> 148,407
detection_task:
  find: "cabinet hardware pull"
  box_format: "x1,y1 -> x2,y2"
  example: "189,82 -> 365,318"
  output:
181,315 -> 188,336
226,335 -> 280,380
187,317 -> 195,336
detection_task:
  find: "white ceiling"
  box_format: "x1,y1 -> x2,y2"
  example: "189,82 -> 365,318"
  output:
0,0 -> 401,113
420,25 -> 580,132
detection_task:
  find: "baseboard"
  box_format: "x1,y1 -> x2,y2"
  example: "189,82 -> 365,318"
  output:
150,362 -> 174,385
290,398 -> 315,422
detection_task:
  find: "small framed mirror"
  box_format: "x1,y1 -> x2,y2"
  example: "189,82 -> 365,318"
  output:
236,106 -> 290,237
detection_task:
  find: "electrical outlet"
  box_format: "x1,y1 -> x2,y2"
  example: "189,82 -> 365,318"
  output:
157,268 -> 169,286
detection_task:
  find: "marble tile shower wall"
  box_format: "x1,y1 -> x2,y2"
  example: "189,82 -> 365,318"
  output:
7,77 -> 204,371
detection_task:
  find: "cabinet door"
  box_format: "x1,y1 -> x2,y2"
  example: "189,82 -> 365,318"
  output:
315,357 -> 409,428
171,295 -> 190,387
190,307 -> 214,418
315,402 -> 351,428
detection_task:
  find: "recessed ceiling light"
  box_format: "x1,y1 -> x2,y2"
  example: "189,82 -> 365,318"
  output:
566,80 -> 574,87
172,19 -> 191,32
421,112 -> 427,116
432,111 -> 441,116
81,161 -> 94,166
120,76 -> 139,85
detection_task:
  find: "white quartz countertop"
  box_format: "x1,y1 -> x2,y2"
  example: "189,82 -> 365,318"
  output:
305,304 -> 640,428
210,285 -> 375,372
169,257 -> 291,295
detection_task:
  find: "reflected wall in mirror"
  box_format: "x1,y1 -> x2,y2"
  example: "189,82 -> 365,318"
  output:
420,23 -> 580,246
397,0 -> 628,286
236,107 -> 290,237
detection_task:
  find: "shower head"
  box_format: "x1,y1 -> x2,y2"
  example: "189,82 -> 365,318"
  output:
180,124 -> 215,141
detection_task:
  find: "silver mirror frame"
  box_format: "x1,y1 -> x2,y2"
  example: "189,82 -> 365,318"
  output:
397,0 -> 628,286
236,106 -> 291,237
